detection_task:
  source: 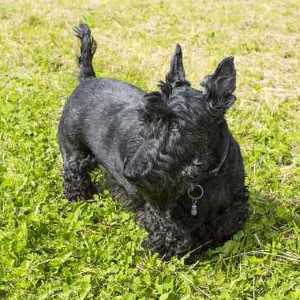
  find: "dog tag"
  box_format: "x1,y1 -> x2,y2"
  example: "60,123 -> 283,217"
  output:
191,203 -> 198,216
188,184 -> 204,217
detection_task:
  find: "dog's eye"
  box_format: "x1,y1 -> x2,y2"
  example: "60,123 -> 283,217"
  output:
193,159 -> 203,166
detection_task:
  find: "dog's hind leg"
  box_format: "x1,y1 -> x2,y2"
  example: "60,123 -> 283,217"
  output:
59,138 -> 99,201
73,23 -> 97,81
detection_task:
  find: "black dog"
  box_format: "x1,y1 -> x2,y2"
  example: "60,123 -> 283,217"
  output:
58,24 -> 248,260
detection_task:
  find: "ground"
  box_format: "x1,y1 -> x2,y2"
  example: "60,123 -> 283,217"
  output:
0,0 -> 300,299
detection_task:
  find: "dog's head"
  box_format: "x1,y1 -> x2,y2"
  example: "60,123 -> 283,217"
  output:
124,45 -> 236,187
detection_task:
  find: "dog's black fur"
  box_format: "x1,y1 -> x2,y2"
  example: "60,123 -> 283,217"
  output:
58,24 -> 249,260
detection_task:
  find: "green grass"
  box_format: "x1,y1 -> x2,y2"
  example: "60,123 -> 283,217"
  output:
1,0 -> 300,299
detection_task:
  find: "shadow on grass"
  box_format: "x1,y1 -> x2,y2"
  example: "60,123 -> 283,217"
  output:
191,189 -> 300,267
89,169 -> 300,266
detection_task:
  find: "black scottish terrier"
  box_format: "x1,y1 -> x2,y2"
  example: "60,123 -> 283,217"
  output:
58,24 -> 248,260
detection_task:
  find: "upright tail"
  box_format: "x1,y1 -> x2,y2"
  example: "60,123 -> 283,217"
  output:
73,23 -> 97,81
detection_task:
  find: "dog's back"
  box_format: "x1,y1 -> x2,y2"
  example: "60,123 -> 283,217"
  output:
60,78 -> 145,159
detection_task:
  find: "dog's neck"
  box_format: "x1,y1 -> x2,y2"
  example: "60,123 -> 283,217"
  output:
187,120 -> 231,215
180,120 -> 230,182
207,120 -> 230,177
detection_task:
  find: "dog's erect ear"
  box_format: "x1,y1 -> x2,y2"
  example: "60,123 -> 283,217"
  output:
202,57 -> 236,114
211,56 -> 236,98
166,44 -> 186,83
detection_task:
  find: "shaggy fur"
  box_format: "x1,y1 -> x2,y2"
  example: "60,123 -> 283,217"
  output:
58,24 -> 249,261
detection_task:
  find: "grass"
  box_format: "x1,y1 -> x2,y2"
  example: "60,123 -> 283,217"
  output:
0,0 -> 300,299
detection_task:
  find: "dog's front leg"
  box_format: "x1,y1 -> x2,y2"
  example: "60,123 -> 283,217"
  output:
138,203 -> 192,259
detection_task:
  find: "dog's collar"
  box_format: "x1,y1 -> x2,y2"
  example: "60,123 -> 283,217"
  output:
187,121 -> 231,216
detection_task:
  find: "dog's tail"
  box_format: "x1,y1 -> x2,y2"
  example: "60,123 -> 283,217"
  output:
73,23 -> 97,81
